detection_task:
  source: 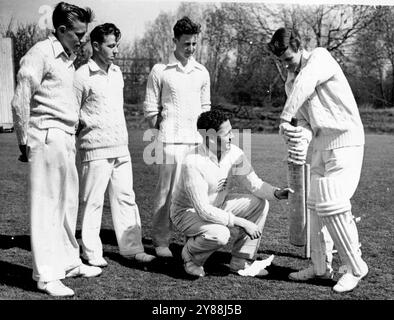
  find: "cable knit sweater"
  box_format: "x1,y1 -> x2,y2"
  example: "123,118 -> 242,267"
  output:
281,48 -> 364,151
143,53 -> 211,144
11,35 -> 78,145
171,144 -> 278,227
74,59 -> 129,162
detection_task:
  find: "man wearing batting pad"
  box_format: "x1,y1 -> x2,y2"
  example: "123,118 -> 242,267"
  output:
268,28 -> 368,293
170,110 -> 291,277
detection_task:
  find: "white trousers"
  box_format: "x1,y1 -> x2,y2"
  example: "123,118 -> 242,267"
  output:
172,193 -> 269,266
79,155 -> 144,260
28,127 -> 82,282
308,146 -> 364,275
151,143 -> 197,247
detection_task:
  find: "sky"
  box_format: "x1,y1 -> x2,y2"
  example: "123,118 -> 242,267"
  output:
0,0 -> 181,43
0,0 -> 392,44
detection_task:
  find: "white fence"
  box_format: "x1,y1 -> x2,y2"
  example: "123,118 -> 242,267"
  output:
0,37 -> 15,131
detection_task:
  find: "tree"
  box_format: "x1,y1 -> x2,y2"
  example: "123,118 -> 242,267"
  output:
133,12 -> 175,63
274,4 -> 377,64
131,2 -> 390,109
375,6 -> 394,106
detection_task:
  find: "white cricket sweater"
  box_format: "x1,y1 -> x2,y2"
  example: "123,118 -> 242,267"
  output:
171,144 -> 278,227
74,59 -> 129,162
11,35 -> 78,145
143,53 -> 211,144
281,48 -> 364,151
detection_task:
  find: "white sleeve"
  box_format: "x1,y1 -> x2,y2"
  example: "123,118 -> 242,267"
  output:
281,48 -> 339,122
234,153 -> 278,201
143,64 -> 162,119
200,68 -> 211,112
11,46 -> 45,145
296,109 -> 313,143
73,69 -> 87,108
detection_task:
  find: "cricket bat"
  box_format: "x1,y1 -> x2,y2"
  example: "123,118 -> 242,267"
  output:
286,117 -> 307,246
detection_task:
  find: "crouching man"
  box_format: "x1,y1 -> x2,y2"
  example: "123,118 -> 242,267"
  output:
170,110 -> 292,277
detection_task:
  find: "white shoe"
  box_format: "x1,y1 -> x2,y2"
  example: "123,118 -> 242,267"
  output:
289,266 -> 334,281
232,261 -> 269,277
88,257 -> 108,267
230,255 -> 273,277
333,262 -> 368,293
155,246 -> 173,258
65,264 -> 102,278
124,252 -> 156,263
37,280 -> 74,297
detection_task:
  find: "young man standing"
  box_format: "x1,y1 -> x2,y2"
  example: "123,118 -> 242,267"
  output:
11,2 -> 100,297
143,16 -> 211,258
268,28 -> 368,293
170,110 -> 292,277
74,23 -> 155,267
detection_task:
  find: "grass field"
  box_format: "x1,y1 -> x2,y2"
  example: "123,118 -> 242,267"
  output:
0,129 -> 393,300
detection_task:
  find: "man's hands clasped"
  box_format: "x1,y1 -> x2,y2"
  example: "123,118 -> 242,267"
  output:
233,217 -> 262,240
279,121 -> 308,165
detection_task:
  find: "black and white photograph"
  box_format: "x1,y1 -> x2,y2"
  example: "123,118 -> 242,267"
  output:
0,0 -> 392,309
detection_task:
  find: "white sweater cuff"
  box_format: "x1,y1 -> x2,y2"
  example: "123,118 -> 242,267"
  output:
144,109 -> 159,119
280,112 -> 293,122
227,213 -> 235,228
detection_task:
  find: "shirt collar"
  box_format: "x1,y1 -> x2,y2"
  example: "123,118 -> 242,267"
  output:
88,59 -> 118,74
296,49 -> 310,74
48,34 -> 76,62
167,52 -> 202,72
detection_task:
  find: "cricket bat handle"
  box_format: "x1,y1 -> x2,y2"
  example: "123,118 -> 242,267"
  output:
287,117 -> 307,246
290,117 -> 298,127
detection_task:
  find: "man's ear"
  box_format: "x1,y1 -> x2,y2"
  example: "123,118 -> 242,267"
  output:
91,41 -> 100,52
58,25 -> 67,35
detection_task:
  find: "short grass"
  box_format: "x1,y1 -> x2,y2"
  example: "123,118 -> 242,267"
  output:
0,129 -> 393,300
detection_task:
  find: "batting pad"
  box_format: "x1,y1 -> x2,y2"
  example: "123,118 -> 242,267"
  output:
309,210 -> 334,275
315,177 -> 351,216
320,214 -> 364,276
316,177 -> 364,276
306,197 -> 330,275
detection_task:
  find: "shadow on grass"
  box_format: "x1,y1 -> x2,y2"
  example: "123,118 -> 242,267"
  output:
0,235 -> 31,251
264,264 -> 335,287
0,260 -> 36,292
76,228 -> 119,247
259,248 -> 306,260
78,229 -> 335,287
0,232 -> 334,291
103,241 -> 198,280
99,234 -> 234,280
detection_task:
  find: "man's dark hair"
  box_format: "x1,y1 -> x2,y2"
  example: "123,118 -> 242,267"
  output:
173,16 -> 201,39
52,2 -> 94,30
197,109 -> 230,132
90,23 -> 121,45
268,27 -> 301,57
